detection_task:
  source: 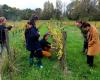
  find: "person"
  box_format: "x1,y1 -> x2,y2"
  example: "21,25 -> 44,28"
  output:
25,15 -> 43,68
40,32 -> 51,58
75,21 -> 88,53
75,21 -> 100,67
0,17 -> 12,56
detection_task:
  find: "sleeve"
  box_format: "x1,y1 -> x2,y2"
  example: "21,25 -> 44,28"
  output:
24,29 -> 27,40
46,41 -> 51,45
7,26 -> 12,30
2,26 -> 12,30
2,26 -> 7,30
44,41 -> 51,48
30,28 -> 40,41
88,32 -> 98,47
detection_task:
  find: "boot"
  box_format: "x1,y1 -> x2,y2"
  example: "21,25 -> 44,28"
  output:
29,58 -> 33,67
37,58 -> 43,68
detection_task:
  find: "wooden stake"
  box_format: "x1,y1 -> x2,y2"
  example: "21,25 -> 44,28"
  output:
59,31 -> 67,73
5,29 -> 13,80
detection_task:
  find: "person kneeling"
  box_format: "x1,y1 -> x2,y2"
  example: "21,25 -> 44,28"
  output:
40,33 -> 51,58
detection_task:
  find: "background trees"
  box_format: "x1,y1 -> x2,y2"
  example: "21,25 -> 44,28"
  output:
66,0 -> 100,21
0,0 -> 100,21
42,1 -> 54,20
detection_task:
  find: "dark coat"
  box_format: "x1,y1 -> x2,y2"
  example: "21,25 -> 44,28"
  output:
80,25 -> 88,40
40,39 -> 51,50
0,25 -> 11,44
25,26 -> 42,51
80,25 -> 88,50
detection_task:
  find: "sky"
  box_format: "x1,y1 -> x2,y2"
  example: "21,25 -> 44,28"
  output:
0,0 -> 71,9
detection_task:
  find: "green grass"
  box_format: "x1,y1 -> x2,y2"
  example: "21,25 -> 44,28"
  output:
64,26 -> 100,80
3,22 -> 100,80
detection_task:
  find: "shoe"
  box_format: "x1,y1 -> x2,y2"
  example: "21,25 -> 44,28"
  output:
36,63 -> 43,68
88,64 -> 94,68
40,65 -> 43,69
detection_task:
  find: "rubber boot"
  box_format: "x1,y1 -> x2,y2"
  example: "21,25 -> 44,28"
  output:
29,58 -> 33,67
37,58 -> 43,68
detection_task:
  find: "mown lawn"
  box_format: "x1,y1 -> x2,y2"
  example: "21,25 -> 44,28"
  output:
3,21 -> 100,80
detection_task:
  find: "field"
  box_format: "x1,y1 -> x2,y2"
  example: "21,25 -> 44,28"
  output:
1,20 -> 100,80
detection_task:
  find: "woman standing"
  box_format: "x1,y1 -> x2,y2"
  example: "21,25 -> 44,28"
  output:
25,15 -> 43,68
76,21 -> 100,67
0,17 -> 12,56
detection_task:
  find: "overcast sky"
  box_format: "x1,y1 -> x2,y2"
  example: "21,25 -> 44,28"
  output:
0,0 -> 71,9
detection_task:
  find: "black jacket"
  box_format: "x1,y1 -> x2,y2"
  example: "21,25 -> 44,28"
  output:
40,39 -> 51,50
25,25 -> 42,51
0,25 -> 11,43
80,25 -> 88,41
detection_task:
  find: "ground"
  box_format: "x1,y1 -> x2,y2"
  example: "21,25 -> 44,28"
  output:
1,21 -> 100,80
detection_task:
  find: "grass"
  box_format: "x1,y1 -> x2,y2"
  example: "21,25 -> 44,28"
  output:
64,25 -> 100,80
2,21 -> 100,80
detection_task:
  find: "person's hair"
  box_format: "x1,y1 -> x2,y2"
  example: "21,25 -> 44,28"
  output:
27,21 -> 33,25
43,34 -> 48,39
25,21 -> 32,29
76,20 -> 91,28
43,32 -> 50,39
0,17 -> 6,24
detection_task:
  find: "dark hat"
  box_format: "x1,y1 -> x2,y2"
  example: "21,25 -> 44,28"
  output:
30,15 -> 39,22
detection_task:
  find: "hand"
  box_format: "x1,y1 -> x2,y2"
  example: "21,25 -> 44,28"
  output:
7,25 -> 13,30
85,49 -> 88,53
